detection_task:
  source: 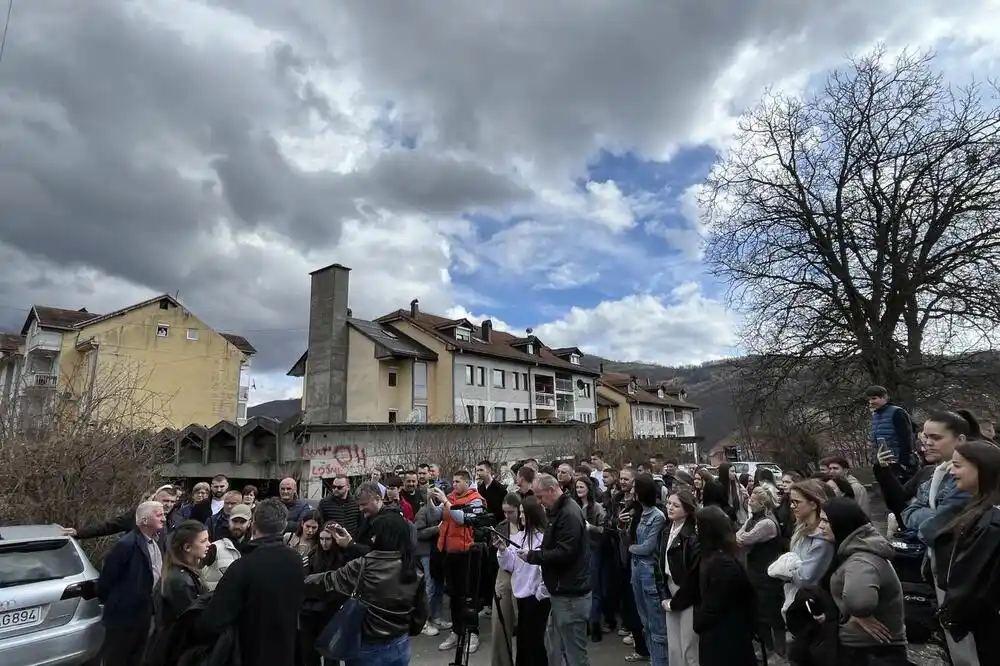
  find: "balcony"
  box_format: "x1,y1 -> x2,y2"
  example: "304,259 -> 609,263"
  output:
555,378 -> 574,393
534,393 -> 555,408
27,373 -> 58,389
26,330 -> 62,354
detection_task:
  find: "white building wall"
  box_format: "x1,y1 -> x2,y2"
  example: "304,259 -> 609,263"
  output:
631,405 -> 668,438
571,374 -> 597,423
453,355 -> 532,423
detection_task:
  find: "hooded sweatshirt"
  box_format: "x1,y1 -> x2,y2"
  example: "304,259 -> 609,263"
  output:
828,524 -> 906,648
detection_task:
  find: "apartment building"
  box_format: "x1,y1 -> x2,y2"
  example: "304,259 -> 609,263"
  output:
0,295 -> 255,430
596,372 -> 700,441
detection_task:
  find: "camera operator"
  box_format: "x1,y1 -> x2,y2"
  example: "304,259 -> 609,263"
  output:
427,470 -> 487,653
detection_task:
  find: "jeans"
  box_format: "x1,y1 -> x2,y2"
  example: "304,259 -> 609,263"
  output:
346,635 -> 409,666
546,594 -> 591,666
631,559 -> 668,666
420,555 -> 443,620
589,546 -> 603,624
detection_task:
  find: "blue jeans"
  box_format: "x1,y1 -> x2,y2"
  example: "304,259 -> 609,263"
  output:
589,546 -> 602,624
631,559 -> 668,666
346,635 -> 409,666
420,555 -> 443,620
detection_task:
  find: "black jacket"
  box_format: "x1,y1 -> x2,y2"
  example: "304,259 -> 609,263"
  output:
78,508 -> 180,547
160,594 -> 241,666
478,478 -> 508,524
318,495 -> 362,538
187,498 -> 216,526
934,505 -> 1000,660
653,519 -> 699,611
199,535 -> 305,666
525,493 -> 591,596
305,550 -> 427,641
147,566 -> 204,666
694,552 -> 757,666
344,507 -> 416,560
96,528 -> 163,626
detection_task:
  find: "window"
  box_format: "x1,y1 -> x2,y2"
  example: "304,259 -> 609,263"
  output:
492,369 -> 505,388
186,328 -> 199,341
465,365 -> 474,385
237,403 -> 247,421
455,328 -> 472,341
476,366 -> 486,387
577,381 -> 591,398
413,405 -> 428,422
522,373 -> 529,390
478,405 -> 486,422
526,344 -> 534,355
637,409 -> 644,422
388,369 -> 398,387
514,408 -> 521,421
513,373 -> 520,390
466,405 -> 475,423
494,407 -> 507,422
155,324 -> 169,338
0,539 -> 84,587
388,410 -> 397,423
581,412 -> 593,423
413,362 -> 428,401
570,354 -> 580,365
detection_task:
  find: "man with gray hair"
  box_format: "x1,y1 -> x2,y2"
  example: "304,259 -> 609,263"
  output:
96,500 -> 166,666
200,498 -> 305,666
520,473 -> 592,666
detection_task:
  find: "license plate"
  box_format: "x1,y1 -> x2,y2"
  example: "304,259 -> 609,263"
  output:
0,606 -> 43,630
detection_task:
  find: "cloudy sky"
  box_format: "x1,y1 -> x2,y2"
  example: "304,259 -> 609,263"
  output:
1,0 -> 997,406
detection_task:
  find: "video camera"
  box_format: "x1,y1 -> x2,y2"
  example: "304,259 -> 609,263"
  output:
460,504 -> 497,542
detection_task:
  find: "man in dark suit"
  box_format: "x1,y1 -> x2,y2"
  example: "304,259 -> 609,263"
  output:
188,474 -> 230,524
96,500 -> 166,666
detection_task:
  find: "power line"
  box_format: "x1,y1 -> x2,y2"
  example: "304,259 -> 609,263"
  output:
0,0 -> 12,67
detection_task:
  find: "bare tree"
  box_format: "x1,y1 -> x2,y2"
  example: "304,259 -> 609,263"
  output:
704,45 -> 1000,412
0,358 -> 169,561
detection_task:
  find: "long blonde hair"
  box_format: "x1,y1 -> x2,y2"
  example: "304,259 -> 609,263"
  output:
789,479 -> 826,545
160,520 -> 208,593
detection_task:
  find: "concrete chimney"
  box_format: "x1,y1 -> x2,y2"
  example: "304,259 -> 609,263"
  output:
303,263 -> 351,425
481,319 -> 493,342
410,299 -> 419,318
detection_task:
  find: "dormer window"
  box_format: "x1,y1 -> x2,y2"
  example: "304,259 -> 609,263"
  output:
455,327 -> 471,341
526,344 -> 534,355
657,388 -> 664,399
570,354 -> 580,365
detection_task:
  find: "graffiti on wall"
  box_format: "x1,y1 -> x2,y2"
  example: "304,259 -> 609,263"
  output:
305,444 -> 369,478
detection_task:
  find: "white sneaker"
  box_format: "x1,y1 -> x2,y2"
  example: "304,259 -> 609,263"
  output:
468,633 -> 480,653
438,632 -> 459,651
434,618 -> 453,630
421,622 -> 440,636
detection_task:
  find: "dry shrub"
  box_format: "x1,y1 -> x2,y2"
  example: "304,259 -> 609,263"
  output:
598,437 -> 686,470
0,361 -> 169,562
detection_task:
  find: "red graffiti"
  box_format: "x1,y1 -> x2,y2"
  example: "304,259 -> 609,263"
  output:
303,445 -> 368,478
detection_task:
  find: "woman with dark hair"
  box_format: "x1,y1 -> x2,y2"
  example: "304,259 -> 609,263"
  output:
300,524 -> 345,666
242,484 -> 259,509
737,486 -> 786,658
819,498 -> 907,665
491,493 -> 522,666
657,490 -> 699,666
573,475 -> 607,641
147,520 -> 210,666
901,409 -> 977,665
718,462 -> 749,524
693,505 -> 757,666
499,494 -> 549,666
934,439 -> 1000,665
774,471 -> 803,549
304,513 -> 427,666
695,468 -> 728,513
285,510 -> 322,568
627,473 -> 668,666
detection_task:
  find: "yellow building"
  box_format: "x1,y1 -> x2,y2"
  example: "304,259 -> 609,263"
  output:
6,295 -> 255,430
595,373 -> 700,443
288,316 -> 443,423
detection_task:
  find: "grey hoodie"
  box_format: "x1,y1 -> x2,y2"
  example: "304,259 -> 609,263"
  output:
829,524 -> 906,648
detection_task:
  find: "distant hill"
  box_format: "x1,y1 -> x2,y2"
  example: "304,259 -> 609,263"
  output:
248,357 -> 740,448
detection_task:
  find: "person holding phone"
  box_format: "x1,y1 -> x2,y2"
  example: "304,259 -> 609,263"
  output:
498,496 -> 549,666
490,494 -> 522,666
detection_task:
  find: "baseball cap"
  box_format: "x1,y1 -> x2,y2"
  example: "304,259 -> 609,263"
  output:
229,504 -> 252,521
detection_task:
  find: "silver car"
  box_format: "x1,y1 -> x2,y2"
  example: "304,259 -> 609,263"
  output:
0,524 -> 104,666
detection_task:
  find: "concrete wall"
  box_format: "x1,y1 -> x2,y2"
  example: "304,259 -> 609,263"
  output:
303,264 -> 350,425
58,301 -> 246,429
159,419 -> 593,498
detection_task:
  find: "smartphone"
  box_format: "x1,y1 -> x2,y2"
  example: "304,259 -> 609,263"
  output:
805,599 -> 818,616
484,527 -> 515,548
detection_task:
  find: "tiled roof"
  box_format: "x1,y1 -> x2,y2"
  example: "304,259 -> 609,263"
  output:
22,306 -> 100,334
286,317 -> 437,377
219,333 -> 257,355
0,333 -> 25,354
597,393 -> 619,407
600,374 -> 700,409
377,309 -> 600,376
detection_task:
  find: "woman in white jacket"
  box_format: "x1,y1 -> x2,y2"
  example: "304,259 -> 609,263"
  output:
497,495 -> 550,666
768,479 -> 834,615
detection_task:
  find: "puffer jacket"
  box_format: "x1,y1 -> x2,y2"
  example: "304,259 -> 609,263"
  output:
202,539 -> 242,591
828,524 -> 906,648
901,462 -> 972,546
304,550 -> 427,641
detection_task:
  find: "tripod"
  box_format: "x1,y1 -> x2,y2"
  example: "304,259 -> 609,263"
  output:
449,542 -> 512,666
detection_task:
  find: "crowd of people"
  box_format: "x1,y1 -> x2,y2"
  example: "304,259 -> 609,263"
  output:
63,386 -> 1000,666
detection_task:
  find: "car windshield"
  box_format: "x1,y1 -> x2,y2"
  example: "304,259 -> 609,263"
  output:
0,539 -> 84,588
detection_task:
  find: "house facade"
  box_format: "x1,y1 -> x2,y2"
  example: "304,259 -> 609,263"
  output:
1,296 -> 255,430
596,373 -> 700,445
